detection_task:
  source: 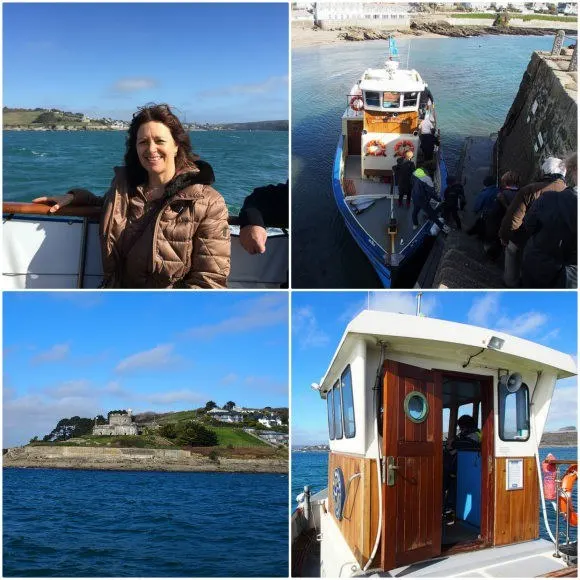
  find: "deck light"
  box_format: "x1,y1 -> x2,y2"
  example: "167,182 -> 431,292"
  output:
487,336 -> 505,351
311,382 -> 321,391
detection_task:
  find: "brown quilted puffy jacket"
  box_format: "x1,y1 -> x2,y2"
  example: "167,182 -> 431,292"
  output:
69,164 -> 230,288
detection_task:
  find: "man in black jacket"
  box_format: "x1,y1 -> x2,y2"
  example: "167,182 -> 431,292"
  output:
239,181 -> 288,254
520,153 -> 577,288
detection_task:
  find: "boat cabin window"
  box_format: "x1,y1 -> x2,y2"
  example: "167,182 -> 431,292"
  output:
340,366 -> 356,438
326,366 -> 356,440
333,378 -> 344,439
498,380 -> 530,441
382,91 -> 400,108
365,91 -> 380,107
327,388 -> 335,440
402,92 -> 419,108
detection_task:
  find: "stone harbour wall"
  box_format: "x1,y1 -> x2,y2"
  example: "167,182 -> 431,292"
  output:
496,49 -> 577,184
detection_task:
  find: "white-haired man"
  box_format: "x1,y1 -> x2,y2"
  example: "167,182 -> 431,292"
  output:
499,157 -> 567,287
521,152 -> 577,288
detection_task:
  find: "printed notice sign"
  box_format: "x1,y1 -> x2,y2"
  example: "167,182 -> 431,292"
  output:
506,458 -> 524,490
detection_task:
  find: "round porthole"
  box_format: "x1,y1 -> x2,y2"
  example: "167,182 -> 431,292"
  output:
403,392 -> 429,423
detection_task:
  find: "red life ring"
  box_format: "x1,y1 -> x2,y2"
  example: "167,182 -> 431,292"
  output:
350,96 -> 364,112
558,464 -> 578,526
394,139 -> 415,157
365,140 -> 386,157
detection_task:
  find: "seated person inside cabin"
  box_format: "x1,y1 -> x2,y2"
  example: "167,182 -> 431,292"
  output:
443,415 -> 481,525
383,92 -> 399,108
238,181 -> 288,255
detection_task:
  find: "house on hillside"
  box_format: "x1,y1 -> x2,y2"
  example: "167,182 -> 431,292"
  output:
207,408 -> 244,423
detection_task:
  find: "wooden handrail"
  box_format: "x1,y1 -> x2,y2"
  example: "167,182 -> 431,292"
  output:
3,202 -> 102,219
3,201 -> 245,226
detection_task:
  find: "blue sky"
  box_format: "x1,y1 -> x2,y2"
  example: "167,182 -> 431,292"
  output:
4,292 -> 288,447
3,3 -> 289,122
292,291 -> 578,445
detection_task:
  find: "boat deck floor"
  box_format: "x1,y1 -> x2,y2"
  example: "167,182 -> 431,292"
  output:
383,539 -> 569,578
344,156 -> 436,256
441,519 -> 480,548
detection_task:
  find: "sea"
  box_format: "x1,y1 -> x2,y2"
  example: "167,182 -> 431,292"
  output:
292,34 -> 576,288
2,130 -> 288,215
292,447 -> 577,543
3,468 -> 289,577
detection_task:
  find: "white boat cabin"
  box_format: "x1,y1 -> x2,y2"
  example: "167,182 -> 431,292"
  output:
344,60 -> 432,179
312,310 -> 576,576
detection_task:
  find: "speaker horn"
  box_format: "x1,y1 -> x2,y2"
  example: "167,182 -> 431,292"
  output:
501,372 -> 522,393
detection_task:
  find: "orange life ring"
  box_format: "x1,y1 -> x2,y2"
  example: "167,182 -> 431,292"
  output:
365,139 -> 386,157
558,464 -> 578,526
394,139 -> 415,157
350,96 -> 364,112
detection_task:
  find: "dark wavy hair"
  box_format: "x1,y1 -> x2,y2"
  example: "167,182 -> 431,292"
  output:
124,104 -> 199,188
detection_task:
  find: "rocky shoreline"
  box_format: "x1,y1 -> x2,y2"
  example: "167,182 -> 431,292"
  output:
3,447 -> 288,474
292,20 -> 577,48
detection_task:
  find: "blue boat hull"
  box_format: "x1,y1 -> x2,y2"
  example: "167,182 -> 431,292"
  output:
332,135 -> 448,288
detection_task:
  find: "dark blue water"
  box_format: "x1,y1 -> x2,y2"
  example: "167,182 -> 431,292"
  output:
291,35 -> 574,288
3,130 -> 288,214
4,468 -> 288,577
292,448 -> 577,542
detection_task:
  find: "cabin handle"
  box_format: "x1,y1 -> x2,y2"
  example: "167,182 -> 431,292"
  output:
386,456 -> 399,486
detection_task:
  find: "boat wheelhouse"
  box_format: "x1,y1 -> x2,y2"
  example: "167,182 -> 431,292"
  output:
2,202 -> 288,289
333,40 -> 448,287
292,310 -> 577,577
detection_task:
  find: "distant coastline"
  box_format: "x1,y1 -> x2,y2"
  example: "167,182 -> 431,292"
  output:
292,18 -> 577,49
3,108 -> 289,132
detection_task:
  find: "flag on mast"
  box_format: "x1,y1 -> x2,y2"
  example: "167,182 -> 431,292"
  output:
389,36 -> 399,57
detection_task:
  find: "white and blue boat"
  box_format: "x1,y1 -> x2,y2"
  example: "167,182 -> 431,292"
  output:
333,38 -> 448,287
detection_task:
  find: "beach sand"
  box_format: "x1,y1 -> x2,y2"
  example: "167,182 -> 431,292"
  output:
291,21 -> 447,49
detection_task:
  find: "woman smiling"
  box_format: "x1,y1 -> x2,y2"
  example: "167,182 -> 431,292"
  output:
33,104 -> 231,288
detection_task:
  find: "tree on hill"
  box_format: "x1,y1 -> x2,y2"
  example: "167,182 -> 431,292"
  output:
159,423 -> 178,439
204,400 -> 217,412
176,422 -> 218,446
224,401 -> 236,411
42,416 -> 96,441
108,409 -> 128,418
493,10 -> 510,26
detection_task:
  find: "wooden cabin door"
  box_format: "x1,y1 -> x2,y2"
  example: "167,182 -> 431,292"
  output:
381,361 -> 443,571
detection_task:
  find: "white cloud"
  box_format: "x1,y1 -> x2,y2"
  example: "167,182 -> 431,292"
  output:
145,389 -> 205,405
197,76 -> 288,99
467,294 -> 550,339
31,343 -> 70,364
111,77 -> 158,93
115,344 -> 179,373
3,393 -> 99,447
467,293 -> 501,327
545,379 -> 578,430
497,312 -> 549,338
221,373 -> 238,385
43,380 -> 91,399
293,306 -> 329,349
183,295 -> 287,339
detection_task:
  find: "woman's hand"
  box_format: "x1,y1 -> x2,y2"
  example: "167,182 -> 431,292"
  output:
32,193 -> 74,213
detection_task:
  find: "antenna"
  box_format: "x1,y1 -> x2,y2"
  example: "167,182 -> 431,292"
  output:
416,292 -> 423,316
368,292 -> 370,310
407,39 -> 411,69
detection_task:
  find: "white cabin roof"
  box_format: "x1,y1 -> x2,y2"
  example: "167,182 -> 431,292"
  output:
359,67 -> 425,93
319,310 -> 576,394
